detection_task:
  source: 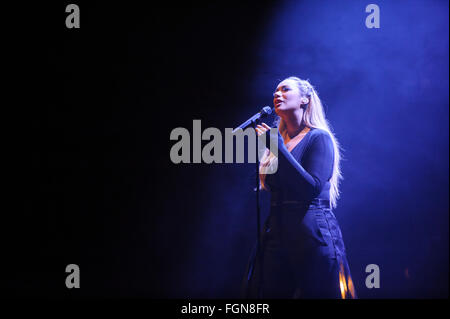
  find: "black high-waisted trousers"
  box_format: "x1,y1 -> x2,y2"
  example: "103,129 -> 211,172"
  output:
242,202 -> 357,299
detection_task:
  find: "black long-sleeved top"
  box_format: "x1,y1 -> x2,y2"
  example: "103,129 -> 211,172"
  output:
265,128 -> 335,203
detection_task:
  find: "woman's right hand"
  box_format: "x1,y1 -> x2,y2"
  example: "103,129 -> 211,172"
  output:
255,122 -> 271,136
256,122 -> 283,152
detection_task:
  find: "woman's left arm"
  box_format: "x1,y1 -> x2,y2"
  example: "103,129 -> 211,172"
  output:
275,130 -> 334,199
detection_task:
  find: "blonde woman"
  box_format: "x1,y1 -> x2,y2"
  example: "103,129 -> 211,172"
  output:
242,77 -> 356,299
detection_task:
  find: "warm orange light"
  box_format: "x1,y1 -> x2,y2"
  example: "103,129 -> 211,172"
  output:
339,262 -> 348,299
339,278 -> 346,299
347,275 -> 356,299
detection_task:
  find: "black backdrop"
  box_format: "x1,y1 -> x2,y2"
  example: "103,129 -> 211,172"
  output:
12,1 -> 277,298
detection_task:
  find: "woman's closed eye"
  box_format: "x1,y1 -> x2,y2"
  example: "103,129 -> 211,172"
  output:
273,87 -> 290,96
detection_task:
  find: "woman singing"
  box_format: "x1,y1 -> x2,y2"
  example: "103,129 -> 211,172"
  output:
242,76 -> 357,299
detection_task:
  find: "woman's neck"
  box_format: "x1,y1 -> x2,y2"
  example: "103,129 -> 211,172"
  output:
283,110 -> 307,138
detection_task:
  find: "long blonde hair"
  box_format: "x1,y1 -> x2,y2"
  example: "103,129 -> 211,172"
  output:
260,76 -> 343,209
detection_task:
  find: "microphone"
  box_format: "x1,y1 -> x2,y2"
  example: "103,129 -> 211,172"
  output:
232,106 -> 273,134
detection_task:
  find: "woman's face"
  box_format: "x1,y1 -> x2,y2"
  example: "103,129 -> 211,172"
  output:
273,79 -> 307,115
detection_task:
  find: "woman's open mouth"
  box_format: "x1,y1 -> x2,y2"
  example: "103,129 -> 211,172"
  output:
274,100 -> 283,107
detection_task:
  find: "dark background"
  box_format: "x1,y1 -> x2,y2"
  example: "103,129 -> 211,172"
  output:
9,0 -> 448,298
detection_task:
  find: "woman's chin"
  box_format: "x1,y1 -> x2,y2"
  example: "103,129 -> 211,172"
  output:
274,105 -> 285,115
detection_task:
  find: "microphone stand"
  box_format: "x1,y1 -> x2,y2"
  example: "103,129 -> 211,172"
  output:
235,108 -> 273,299
251,119 -> 264,299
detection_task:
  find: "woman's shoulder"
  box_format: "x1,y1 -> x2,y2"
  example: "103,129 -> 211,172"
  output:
306,127 -> 334,150
308,127 -> 332,140
304,128 -> 334,155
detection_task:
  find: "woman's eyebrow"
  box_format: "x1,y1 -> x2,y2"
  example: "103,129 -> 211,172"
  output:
275,85 -> 287,92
